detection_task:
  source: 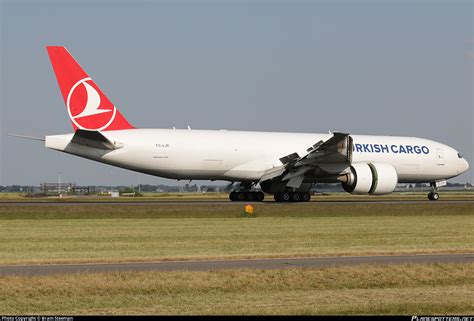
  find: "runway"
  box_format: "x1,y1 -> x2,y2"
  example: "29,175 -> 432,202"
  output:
1,253 -> 472,276
0,199 -> 473,206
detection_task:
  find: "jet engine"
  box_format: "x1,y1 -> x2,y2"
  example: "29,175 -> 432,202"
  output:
339,162 -> 398,195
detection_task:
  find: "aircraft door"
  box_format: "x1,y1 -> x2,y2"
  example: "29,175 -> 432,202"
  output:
436,149 -> 445,165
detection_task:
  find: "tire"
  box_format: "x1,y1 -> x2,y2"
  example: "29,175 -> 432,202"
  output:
282,192 -> 291,202
292,193 -> 300,202
229,192 -> 236,201
428,192 -> 439,201
302,192 -> 311,202
274,193 -> 281,202
246,192 -> 254,201
255,192 -> 265,202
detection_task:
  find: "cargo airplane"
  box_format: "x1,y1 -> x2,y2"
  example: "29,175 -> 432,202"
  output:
16,46 -> 470,202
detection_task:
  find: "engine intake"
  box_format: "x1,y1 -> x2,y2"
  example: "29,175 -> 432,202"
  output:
339,162 -> 398,195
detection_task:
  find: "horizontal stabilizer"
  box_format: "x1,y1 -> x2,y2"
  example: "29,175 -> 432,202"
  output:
70,129 -> 119,150
8,134 -> 45,142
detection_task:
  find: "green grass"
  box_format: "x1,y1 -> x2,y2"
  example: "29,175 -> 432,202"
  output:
0,202 -> 472,315
1,191 -> 473,202
0,203 -> 472,264
1,263 -> 472,315
0,202 -> 473,219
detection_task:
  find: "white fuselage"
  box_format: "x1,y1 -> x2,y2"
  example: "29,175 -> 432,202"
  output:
45,129 -> 469,184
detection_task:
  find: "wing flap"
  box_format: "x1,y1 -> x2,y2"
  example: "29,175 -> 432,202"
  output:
287,175 -> 305,188
279,152 -> 300,165
259,165 -> 286,182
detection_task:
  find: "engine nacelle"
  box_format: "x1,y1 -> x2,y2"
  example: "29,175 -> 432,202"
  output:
340,162 -> 398,195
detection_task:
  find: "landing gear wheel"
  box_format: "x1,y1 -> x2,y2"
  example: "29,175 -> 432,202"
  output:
302,192 -> 311,202
281,192 -> 291,202
274,192 -> 311,202
274,192 -> 291,202
230,191 -> 265,202
428,192 -> 439,201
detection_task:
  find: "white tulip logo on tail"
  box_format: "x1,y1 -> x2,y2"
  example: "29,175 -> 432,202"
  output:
66,77 -> 117,131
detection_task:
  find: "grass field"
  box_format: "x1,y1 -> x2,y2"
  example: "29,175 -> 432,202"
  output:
1,263 -> 473,315
0,203 -> 472,264
0,200 -> 472,315
1,191 -> 474,202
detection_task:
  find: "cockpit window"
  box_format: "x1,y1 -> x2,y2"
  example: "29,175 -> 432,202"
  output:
458,153 -> 463,159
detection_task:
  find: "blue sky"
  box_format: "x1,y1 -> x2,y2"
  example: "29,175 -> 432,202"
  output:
0,0 -> 472,185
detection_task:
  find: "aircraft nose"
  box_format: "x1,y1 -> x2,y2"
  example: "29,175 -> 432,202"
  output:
461,158 -> 469,173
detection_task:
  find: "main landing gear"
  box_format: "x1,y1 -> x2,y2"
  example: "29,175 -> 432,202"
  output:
228,191 -> 311,202
229,191 -> 265,202
274,191 -> 311,202
427,182 -> 439,201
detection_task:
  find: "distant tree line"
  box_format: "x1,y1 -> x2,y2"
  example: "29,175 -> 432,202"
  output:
0,182 -> 471,193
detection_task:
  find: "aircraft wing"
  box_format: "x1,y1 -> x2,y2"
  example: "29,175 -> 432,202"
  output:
260,132 -> 352,188
292,132 -> 352,166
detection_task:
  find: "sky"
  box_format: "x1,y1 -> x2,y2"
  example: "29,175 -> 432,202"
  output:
0,0 -> 472,186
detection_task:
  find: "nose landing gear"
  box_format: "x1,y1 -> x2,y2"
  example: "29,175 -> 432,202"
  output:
427,182 -> 440,201
427,192 -> 439,201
